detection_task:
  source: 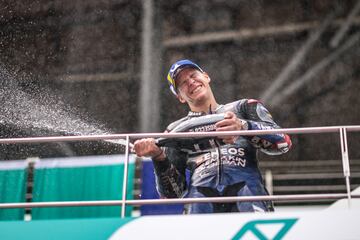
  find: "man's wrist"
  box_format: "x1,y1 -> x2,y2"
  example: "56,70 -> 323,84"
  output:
240,119 -> 249,130
152,148 -> 166,161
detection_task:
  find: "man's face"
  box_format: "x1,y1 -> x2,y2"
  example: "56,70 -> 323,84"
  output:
175,67 -> 211,105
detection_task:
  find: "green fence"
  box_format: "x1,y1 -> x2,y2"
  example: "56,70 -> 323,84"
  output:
0,155 -> 135,221
0,161 -> 27,221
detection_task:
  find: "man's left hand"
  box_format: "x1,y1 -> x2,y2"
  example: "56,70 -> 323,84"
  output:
215,111 -> 247,144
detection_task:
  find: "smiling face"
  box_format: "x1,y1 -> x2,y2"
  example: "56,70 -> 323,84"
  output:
175,67 -> 213,109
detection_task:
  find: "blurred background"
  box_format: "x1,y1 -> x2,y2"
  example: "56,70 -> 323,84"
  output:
0,0 -> 360,216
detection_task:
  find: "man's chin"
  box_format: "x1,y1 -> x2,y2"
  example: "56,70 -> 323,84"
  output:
190,94 -> 208,105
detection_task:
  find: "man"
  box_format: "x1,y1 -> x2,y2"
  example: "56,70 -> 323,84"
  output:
134,59 -> 292,213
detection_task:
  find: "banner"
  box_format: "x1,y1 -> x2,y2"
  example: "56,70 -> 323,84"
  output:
0,161 -> 27,221
32,154 -> 135,219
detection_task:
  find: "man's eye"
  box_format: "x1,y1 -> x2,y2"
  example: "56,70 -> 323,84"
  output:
178,79 -> 187,87
192,72 -> 200,77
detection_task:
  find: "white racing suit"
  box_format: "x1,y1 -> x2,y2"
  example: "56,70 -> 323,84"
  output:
152,99 -> 292,213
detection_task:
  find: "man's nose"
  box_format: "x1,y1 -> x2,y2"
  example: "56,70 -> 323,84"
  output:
188,78 -> 196,86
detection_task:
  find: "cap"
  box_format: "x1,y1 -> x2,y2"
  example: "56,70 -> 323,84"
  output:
167,59 -> 204,96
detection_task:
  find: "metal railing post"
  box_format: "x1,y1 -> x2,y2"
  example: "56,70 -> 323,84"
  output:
339,127 -> 352,208
121,135 -> 130,218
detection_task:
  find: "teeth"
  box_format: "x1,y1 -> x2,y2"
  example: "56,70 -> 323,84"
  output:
192,86 -> 201,94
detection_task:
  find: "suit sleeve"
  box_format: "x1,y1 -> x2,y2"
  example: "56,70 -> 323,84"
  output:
237,99 -> 292,155
151,147 -> 187,198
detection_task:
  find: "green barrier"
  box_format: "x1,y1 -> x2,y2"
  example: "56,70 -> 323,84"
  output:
0,161 -> 27,221
32,155 -> 135,219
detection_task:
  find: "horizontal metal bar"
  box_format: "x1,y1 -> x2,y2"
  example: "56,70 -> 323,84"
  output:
261,159 -> 360,168
0,194 -> 359,209
0,126 -> 359,144
271,172 -> 360,180
128,193 -> 360,205
273,185 -> 358,192
163,17 -> 360,47
57,72 -> 131,82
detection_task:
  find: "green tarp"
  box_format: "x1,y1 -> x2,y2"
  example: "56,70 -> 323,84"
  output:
32,155 -> 136,219
0,155 -> 135,221
0,161 -> 27,221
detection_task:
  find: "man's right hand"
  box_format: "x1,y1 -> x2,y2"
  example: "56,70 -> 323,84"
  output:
133,138 -> 166,161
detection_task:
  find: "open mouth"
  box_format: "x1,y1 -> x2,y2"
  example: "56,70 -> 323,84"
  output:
191,85 -> 202,94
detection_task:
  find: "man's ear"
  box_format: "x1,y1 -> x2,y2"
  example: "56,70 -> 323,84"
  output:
177,94 -> 186,103
204,72 -> 211,83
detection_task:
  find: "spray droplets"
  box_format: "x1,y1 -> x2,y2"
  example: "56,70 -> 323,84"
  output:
0,64 -> 112,138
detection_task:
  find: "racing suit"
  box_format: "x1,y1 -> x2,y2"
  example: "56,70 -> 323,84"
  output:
152,99 -> 292,213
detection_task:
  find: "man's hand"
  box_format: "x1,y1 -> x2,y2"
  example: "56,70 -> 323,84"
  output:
133,138 -> 165,161
215,111 -> 247,144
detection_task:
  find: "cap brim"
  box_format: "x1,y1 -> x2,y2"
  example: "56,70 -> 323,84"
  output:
173,64 -> 202,81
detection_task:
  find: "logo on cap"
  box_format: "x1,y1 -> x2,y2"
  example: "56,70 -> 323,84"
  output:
167,59 -> 204,96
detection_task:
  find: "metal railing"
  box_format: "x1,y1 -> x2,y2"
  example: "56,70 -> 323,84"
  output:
0,125 -> 360,218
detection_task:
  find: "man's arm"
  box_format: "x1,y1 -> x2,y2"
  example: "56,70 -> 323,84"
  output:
240,99 -> 292,155
215,99 -> 291,155
133,138 -> 187,198
152,148 -> 187,198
